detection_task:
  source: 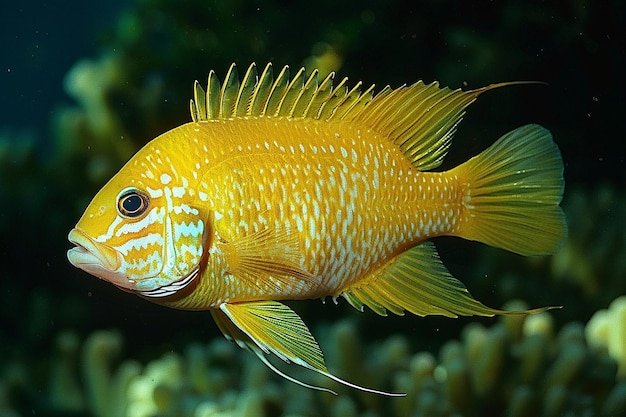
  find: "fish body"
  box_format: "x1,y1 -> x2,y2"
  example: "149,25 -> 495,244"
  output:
126,118 -> 462,308
68,63 -> 566,395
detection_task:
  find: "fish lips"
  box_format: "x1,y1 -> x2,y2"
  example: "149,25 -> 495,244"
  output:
67,228 -> 135,291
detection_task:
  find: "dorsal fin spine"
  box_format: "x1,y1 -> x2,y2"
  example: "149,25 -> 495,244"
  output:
190,80 -> 202,122
279,67 -> 307,117
333,81 -> 365,120
265,65 -> 290,116
306,71 -> 335,119
319,77 -> 348,121
317,76 -> 350,120
219,64 -> 239,119
250,63 -> 274,116
236,63 -> 258,117
292,69 -> 319,118
206,70 -> 220,120
190,63 -> 379,123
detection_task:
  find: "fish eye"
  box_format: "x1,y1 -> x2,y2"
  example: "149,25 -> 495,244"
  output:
117,188 -> 150,218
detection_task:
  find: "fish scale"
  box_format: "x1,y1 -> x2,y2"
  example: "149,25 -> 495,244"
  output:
68,63 -> 566,395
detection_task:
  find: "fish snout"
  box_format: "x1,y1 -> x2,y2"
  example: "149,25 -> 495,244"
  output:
67,228 -> 136,290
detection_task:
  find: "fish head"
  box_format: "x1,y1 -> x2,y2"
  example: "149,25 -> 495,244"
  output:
68,152 -> 207,298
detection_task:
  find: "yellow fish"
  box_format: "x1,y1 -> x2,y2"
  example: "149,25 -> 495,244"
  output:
67,63 -> 566,395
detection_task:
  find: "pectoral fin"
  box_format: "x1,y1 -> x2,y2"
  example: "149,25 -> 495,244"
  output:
217,226 -> 315,293
212,300 -> 404,396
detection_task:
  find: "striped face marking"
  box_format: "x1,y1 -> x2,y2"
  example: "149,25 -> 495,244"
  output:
68,159 -> 207,296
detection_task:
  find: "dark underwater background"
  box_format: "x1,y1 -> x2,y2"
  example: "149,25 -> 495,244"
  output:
1,1 -> 624,416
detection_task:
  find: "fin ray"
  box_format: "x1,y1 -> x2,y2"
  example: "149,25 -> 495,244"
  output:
211,308 -> 335,393
342,241 -> 555,318
219,63 -> 240,118
206,69 -> 221,119
249,63 -> 274,116
305,71 -> 335,118
277,67 -> 307,117
264,64 -> 291,116
291,68 -> 319,117
217,226 -> 316,294
214,301 -> 404,396
235,62 -> 259,117
450,124 -> 567,255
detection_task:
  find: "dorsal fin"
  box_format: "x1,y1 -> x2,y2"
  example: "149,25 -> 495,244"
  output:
190,62 -> 376,123
189,62 -> 534,171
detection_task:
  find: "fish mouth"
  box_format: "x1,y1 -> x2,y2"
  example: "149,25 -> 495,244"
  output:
67,228 -> 121,270
67,228 -> 134,290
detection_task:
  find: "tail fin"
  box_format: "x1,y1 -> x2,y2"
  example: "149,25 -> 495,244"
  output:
450,124 -> 567,256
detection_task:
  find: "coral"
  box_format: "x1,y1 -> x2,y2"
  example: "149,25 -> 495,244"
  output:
585,296 -> 626,379
80,330 -> 141,417
122,340 -> 294,417
47,330 -> 139,417
551,185 -> 626,308
387,304 -> 621,417
1,298 -> 624,417
9,303 -> 615,417
47,331 -> 84,411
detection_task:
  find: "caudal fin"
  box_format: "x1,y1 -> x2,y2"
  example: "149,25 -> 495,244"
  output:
450,124 -> 567,256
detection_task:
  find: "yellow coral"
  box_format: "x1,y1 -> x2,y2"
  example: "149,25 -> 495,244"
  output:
585,296 -> 626,378
126,353 -> 183,417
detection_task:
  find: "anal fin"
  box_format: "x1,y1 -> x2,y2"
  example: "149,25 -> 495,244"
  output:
342,241 -> 555,317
